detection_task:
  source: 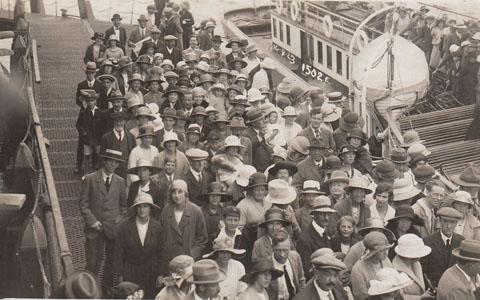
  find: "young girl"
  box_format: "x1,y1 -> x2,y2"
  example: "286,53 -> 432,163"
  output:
152,53 -> 163,67
208,83 -> 228,114
191,87 -> 209,108
281,106 -> 302,147
330,216 -> 361,259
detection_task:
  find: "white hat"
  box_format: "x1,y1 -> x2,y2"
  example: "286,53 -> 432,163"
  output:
473,32 -> 480,41
394,234 -> 431,258
265,179 -> 297,205
161,132 -> 181,148
407,143 -> 431,156
451,190 -> 474,206
221,135 -> 245,151
160,59 -> 174,69
368,268 -> 413,296
282,106 -> 298,117
393,177 -> 421,201
235,165 -> 257,187
247,88 -> 265,103
311,196 -> 336,213
461,40 -> 472,47
320,103 -> 342,123
272,146 -> 287,160
260,57 -> 276,70
449,44 -> 460,53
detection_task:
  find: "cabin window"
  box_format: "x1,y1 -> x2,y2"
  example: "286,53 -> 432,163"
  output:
326,45 -> 332,70
308,35 -> 314,62
273,19 -> 277,38
317,41 -> 323,65
279,21 -> 284,42
336,50 -> 343,75
286,25 -> 291,45
346,56 -> 350,80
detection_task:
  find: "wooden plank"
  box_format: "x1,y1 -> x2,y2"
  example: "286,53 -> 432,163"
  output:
0,193 -> 26,211
31,39 -> 41,83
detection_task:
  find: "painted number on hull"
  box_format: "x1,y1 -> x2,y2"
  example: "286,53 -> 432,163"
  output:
301,63 -> 330,83
273,43 -> 296,64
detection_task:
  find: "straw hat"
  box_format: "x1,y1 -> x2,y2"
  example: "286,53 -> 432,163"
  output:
362,231 -> 393,260
390,148 -> 410,163
195,61 -> 210,73
128,193 -> 160,214
272,146 -> 288,160
392,178 -> 421,201
127,159 -> 161,175
400,130 -> 424,148
203,237 -> 246,258
407,144 -> 431,156
209,83 -> 227,95
108,34 -> 119,43
161,132 -> 182,148
185,148 -> 209,160
451,190 -> 474,206
326,91 -> 345,103
97,73 -> 116,83
235,165 -> 257,187
128,73 -> 144,84
282,106 -> 298,117
221,135 -> 245,151
135,106 -> 155,120
247,88 -> 265,103
265,179 -> 297,205
163,255 -> 194,286
268,161 -> 298,177
289,136 -> 310,155
160,59 -> 174,69
101,148 -> 125,162
300,180 -> 324,195
259,207 -> 291,228
344,176 -> 373,194
83,61 -> 97,73
321,103 -> 342,123
324,170 -> 350,185
127,96 -> 143,109
451,163 -> 480,187
240,259 -> 283,283
394,233 -> 431,258
367,268 -> 413,296
186,259 -> 226,284
452,239 -> 480,262
311,196 -> 336,213
137,125 -> 155,138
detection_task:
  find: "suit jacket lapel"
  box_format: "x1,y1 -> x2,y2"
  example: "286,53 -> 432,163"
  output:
178,203 -> 192,233
95,170 -> 107,196
166,206 -> 182,237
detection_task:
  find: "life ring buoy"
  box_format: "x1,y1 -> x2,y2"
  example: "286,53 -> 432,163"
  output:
323,15 -> 334,38
290,0 -> 300,21
275,0 -> 282,14
356,30 -> 369,51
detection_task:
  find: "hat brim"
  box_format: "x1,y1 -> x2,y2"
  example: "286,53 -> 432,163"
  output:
451,174 -> 480,187
344,185 -> 373,194
363,244 -> 393,259
387,214 -> 424,226
268,165 -> 298,177
394,245 -> 431,258
246,182 -> 268,190
192,112 -> 208,117
240,268 -> 283,283
64,270 -> 102,299
200,192 -> 232,202
265,188 -> 297,205
358,227 -> 395,241
101,154 -> 125,162
221,144 -> 245,151
203,247 -> 246,258
245,113 -> 266,125
324,177 -> 350,185
323,110 -> 342,123
235,178 -> 249,187
186,270 -> 226,284
161,139 -> 182,148
128,201 -> 161,214
393,188 -> 421,201
311,207 -> 337,213
452,248 -> 480,262
300,190 -> 325,195
127,165 -> 162,175
259,218 -> 291,228
137,133 -> 156,138
368,279 -> 414,296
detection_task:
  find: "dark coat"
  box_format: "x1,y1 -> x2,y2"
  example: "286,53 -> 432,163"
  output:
114,217 -> 162,299
297,126 -> 336,151
183,169 -> 211,206
114,71 -> 129,96
296,222 -> 332,279
246,127 -> 273,172
293,280 -> 348,300
127,180 -> 165,211
353,146 -> 373,175
179,9 -> 194,48
100,129 -> 136,179
333,197 -> 371,230
225,51 -> 245,64
158,200 -> 208,274
83,43 -> 106,64
332,127 -> 349,150
97,87 -> 115,110
292,156 -> 328,188
104,26 -> 127,52
159,46 -> 183,65
421,230 -> 464,287
79,170 -> 127,240
75,108 -> 107,146
75,79 -> 103,107
151,171 -> 178,194
201,205 -> 223,251
197,29 -> 212,51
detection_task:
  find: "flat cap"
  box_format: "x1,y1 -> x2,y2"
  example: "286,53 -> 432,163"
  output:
185,148 -> 209,160
437,207 -> 463,221
223,206 -> 241,218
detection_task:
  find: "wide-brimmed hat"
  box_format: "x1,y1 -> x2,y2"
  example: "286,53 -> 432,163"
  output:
311,249 -> 346,271
246,172 -> 268,190
201,181 -> 232,203
111,13 -> 122,21
186,259 -> 226,284
245,107 -> 266,124
161,132 -> 182,148
248,88 -> 265,103
401,130 -> 424,148
62,270 -> 102,299
437,207 -> 463,221
235,165 -> 257,187
135,106 -> 155,120
300,180 -> 324,195
97,74 -> 116,84
221,135 -> 244,151
128,73 -> 144,84
265,179 -> 297,205
346,128 -> 367,145
117,56 -> 134,69
324,170 -> 350,186
367,268 -> 413,296
344,176 -> 372,194
373,160 -> 401,181
80,89 -> 99,101
282,106 -> 298,117
235,73 -> 250,84
203,237 -> 245,258
136,54 -> 152,65
259,207 -> 291,228
451,190 -> 474,206
363,231 -> 393,260
91,32 -> 104,41
128,193 -> 161,214
452,239 -> 480,262
163,87 -> 184,98
191,106 -> 208,117
359,218 -> 395,241
229,57 -> 247,69
186,124 -> 201,135
127,96 -> 143,109
268,161 -> 298,177
225,37 -> 243,48
394,233 -> 431,259
387,205 -> 424,227
390,148 -> 410,163
101,148 -> 125,162
209,83 -> 227,95
137,125 -> 155,138
83,61 -> 97,73
127,159 -> 161,175
311,196 -> 336,213
321,103 -> 342,123
451,163 -> 480,187
198,73 -> 215,85
412,165 -> 435,184
393,178 -> 421,201
289,136 -> 310,156
271,146 -> 287,160
195,61 -> 210,73
240,258 -> 283,283
108,34 -> 120,43
227,117 -> 248,129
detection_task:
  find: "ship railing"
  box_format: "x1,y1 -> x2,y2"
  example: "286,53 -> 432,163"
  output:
15,17 -> 74,296
275,0 -> 384,48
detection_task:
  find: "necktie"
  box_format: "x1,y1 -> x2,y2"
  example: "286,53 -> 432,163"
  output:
328,291 -> 335,300
105,176 -> 111,192
315,129 -> 320,139
117,131 -> 122,141
198,173 -> 202,183
88,82 -> 92,88
141,28 -> 144,39
446,238 -> 451,251
283,265 -> 295,299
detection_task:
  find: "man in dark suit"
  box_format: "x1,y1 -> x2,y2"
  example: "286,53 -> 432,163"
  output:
151,156 -> 178,193
159,35 -> 183,65
183,148 -> 211,206
297,196 -> 336,279
245,107 -> 273,172
104,14 -> 127,53
113,56 -> 133,96
162,6 -> 184,50
79,148 -> 127,291
83,32 -> 106,64
297,105 -> 336,151
100,111 -> 135,179
179,2 -> 194,49
294,248 -> 348,300
421,207 -> 465,287
127,15 -> 151,60
76,62 -> 103,108
292,139 -> 330,188
271,229 -> 305,299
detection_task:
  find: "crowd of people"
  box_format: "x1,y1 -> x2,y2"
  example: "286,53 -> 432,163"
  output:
60,2 -> 480,300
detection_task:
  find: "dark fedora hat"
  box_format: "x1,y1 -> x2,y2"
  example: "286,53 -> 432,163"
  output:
111,13 -> 122,21
346,128 -> 367,145
386,204 -> 424,226
451,163 -> 480,187
259,207 -> 291,228
268,161 -> 298,177
63,270 -> 102,299
240,258 -> 284,283
201,182 -> 232,202
91,32 -> 104,40
359,218 -> 396,242
246,172 -> 268,190
245,107 -> 266,124
452,239 -> 480,262
186,259 -> 226,284
101,148 -> 125,162
390,148 -> 410,164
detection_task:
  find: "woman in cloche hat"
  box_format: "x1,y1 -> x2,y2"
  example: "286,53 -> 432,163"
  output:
203,237 -> 247,300
126,158 -> 163,210
211,135 -> 246,189
127,125 -> 159,182
116,193 -> 163,299
105,34 -> 125,60
237,258 -> 283,300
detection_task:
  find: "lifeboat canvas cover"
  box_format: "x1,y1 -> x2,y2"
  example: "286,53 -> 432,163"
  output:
352,33 -> 429,103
